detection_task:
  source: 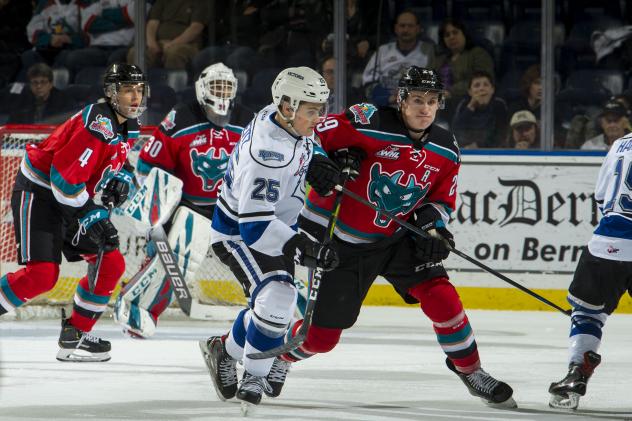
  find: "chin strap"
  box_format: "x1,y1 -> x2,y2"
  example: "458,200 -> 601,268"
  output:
276,106 -> 301,137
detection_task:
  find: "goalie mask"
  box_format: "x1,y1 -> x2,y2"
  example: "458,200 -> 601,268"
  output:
397,66 -> 445,110
103,63 -> 149,119
195,63 -> 238,127
271,66 -> 330,134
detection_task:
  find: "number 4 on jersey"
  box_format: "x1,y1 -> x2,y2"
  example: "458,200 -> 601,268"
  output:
79,148 -> 93,167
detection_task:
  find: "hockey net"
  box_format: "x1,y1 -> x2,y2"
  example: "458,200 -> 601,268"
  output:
0,124 -> 247,318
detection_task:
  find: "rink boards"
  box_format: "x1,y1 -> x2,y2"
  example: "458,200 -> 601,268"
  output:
368,151 -> 632,312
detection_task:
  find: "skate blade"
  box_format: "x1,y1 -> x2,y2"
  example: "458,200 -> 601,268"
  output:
198,340 -> 230,402
549,392 -> 580,410
240,400 -> 258,417
482,396 -> 518,409
56,348 -> 110,362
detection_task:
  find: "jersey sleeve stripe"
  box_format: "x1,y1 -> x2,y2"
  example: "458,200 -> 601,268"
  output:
50,166 -> 89,207
50,166 -> 87,197
22,155 -> 50,184
219,196 -> 238,217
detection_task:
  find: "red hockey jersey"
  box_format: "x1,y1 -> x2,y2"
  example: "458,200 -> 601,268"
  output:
137,101 -> 241,206
303,103 -> 460,244
20,102 -> 139,211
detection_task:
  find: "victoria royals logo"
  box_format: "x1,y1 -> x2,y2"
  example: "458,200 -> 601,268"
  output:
367,163 -> 428,227
259,149 -> 285,162
190,148 -> 230,191
349,103 -> 377,125
161,109 -> 176,130
89,114 -> 115,139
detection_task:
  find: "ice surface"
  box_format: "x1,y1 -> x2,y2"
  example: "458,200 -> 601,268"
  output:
1,307 -> 631,420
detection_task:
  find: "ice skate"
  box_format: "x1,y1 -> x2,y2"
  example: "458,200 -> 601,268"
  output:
446,358 -> 516,408
237,371 -> 273,415
199,336 -> 238,401
549,351 -> 601,410
56,309 -> 111,362
265,358 -> 291,397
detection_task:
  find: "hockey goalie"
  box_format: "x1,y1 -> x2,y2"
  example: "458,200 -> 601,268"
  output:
114,63 -> 241,337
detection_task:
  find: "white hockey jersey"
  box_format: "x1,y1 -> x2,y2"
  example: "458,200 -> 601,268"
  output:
361,41 -> 436,89
588,133 -> 632,261
210,104 -> 322,257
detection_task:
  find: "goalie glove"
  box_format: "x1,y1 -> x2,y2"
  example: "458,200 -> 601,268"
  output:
75,205 -> 119,252
331,147 -> 366,181
102,167 -> 134,208
411,206 -> 455,263
282,233 -> 339,271
306,154 -> 341,197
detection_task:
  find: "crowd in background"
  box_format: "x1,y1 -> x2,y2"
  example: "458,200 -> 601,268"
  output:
1,0 -> 632,150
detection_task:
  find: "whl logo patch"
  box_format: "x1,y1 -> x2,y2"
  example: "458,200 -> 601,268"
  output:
367,163 -> 428,227
376,145 -> 401,160
349,103 -> 377,125
89,114 -> 115,139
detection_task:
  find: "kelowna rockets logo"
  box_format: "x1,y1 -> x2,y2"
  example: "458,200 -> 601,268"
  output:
190,147 -> 230,191
367,163 -> 429,227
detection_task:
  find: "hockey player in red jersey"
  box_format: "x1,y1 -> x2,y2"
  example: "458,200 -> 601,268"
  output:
279,66 -> 516,407
0,63 -> 147,362
113,63 -> 241,337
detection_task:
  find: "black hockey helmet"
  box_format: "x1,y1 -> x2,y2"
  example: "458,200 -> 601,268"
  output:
397,66 -> 445,109
103,63 -> 149,119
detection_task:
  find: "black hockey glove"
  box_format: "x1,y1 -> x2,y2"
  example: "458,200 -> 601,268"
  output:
102,167 -> 134,208
306,154 -> 341,197
77,206 -> 119,252
331,147 -> 366,181
411,206 -> 455,263
282,233 -> 339,271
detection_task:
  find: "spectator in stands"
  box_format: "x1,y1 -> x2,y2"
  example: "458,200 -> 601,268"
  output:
2,63 -> 73,124
451,71 -> 508,148
20,0 -> 84,81
321,0 -> 374,74
507,64 -> 541,118
434,19 -> 494,110
362,10 -> 435,107
127,0 -> 210,70
0,0 -> 32,88
508,110 -> 539,149
65,0 -> 135,78
320,56 -> 362,113
581,100 -> 631,150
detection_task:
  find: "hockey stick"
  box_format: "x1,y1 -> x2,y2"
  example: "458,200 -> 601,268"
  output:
247,177 -> 348,360
88,203 -> 113,293
337,186 -> 572,317
149,224 -> 193,316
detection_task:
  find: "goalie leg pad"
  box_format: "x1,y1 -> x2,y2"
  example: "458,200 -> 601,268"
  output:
114,205 -> 213,335
409,277 -> 481,374
114,256 -> 165,337
125,167 -> 183,229
243,281 -> 297,377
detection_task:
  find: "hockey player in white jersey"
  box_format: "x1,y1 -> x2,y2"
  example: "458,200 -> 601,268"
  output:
199,67 -> 341,410
549,132 -> 632,410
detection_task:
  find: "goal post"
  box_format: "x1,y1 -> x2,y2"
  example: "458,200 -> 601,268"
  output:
0,124 -> 247,317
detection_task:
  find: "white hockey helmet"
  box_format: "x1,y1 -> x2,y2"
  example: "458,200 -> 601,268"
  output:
195,63 -> 238,127
271,66 -> 330,120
